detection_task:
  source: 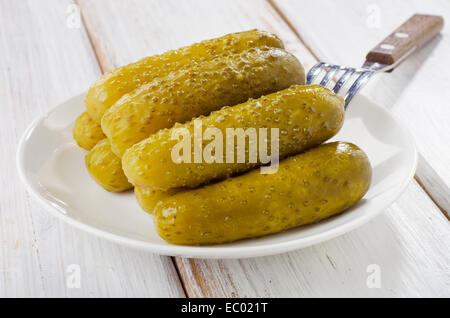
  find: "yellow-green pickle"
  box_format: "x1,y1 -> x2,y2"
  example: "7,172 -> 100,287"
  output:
135,187 -> 179,214
122,85 -> 344,190
73,112 -> 105,150
85,139 -> 133,192
154,142 -> 372,245
102,47 -> 305,157
86,29 -> 284,123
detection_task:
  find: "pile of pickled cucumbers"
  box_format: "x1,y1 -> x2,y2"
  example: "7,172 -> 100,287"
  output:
73,30 -> 372,245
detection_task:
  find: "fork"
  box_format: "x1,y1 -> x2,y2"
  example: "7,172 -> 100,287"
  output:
306,14 -> 443,108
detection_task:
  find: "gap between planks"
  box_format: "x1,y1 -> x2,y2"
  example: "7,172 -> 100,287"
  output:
267,0 -> 449,219
76,0 -> 113,72
414,154 -> 449,220
268,0 -> 320,61
75,0 -> 190,296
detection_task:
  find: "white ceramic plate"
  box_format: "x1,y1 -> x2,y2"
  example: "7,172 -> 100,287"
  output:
17,93 -> 417,258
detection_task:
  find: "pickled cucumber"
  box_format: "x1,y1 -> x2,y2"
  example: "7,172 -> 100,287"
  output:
102,47 -> 305,157
154,142 -> 372,245
122,85 -> 344,190
85,139 -> 132,192
135,187 -> 179,214
73,112 -> 105,150
86,29 -> 284,123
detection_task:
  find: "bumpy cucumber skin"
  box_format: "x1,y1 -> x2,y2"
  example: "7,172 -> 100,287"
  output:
135,187 -> 179,214
122,85 -> 344,190
73,112 -> 105,150
86,30 -> 284,123
154,142 -> 372,245
102,47 -> 305,157
85,139 -> 132,192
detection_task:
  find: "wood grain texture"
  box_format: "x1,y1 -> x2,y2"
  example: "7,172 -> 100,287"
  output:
415,154 -> 449,219
177,182 -> 450,297
77,0 -> 317,71
0,0 -> 184,297
366,14 -> 444,66
272,0 -> 450,216
77,0 -> 450,297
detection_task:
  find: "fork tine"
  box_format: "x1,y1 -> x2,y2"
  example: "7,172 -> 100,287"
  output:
308,62 -> 375,108
344,71 -> 374,108
306,62 -> 326,85
320,65 -> 340,88
332,68 -> 355,94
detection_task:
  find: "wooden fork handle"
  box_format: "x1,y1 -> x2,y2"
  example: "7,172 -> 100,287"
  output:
366,14 -> 444,68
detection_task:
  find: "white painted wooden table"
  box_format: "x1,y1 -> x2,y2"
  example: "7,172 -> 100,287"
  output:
1,0 -> 449,297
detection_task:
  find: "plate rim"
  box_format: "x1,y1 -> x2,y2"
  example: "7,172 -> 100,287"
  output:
16,93 -> 418,259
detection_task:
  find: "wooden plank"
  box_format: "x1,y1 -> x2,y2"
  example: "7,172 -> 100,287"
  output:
272,0 -> 450,216
77,0 -> 317,72
177,182 -> 450,297
0,0 -> 184,297
78,0 -> 450,297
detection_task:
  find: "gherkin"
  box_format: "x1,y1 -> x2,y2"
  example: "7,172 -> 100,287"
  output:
102,47 -> 306,157
73,112 -> 105,150
85,139 -> 133,192
85,29 -> 284,123
154,142 -> 372,245
122,85 -> 344,191
135,187 -> 179,214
